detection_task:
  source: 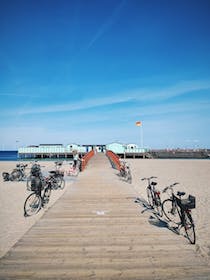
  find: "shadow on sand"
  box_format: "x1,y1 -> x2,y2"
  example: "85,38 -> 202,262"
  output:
134,196 -> 180,236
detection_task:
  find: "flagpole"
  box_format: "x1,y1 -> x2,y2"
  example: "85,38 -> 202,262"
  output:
135,121 -> 143,149
140,124 -> 143,148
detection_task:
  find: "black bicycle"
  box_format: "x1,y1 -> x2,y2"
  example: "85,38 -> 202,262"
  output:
2,163 -> 28,181
24,176 -> 52,217
162,183 -> 196,244
48,161 -> 65,190
141,176 -> 162,216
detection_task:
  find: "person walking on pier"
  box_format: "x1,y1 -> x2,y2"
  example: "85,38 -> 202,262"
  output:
73,150 -> 79,168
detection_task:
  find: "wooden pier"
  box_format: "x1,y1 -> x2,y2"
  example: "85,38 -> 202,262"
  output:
0,153 -> 210,279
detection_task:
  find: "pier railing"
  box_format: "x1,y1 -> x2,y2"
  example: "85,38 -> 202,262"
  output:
81,150 -> 95,171
106,150 -> 121,170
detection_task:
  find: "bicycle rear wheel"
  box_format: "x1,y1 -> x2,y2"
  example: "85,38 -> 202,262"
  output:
162,199 -> 180,223
126,171 -> 132,184
43,186 -> 51,205
24,193 -> 42,216
154,193 -> 163,217
57,177 -> 65,189
183,211 -> 196,244
147,188 -> 154,207
11,170 -> 22,181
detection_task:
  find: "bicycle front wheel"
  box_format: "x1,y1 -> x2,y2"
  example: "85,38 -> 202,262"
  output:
162,199 -> 180,223
183,211 -> 196,244
24,193 -> 42,216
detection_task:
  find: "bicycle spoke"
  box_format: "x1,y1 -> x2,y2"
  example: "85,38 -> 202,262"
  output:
154,195 -> 163,216
42,186 -> 51,205
147,188 -> 154,207
183,211 -> 196,244
162,199 -> 180,223
24,193 -> 41,216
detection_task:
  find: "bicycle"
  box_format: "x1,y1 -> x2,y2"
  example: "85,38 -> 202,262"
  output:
119,161 -> 132,184
48,170 -> 65,190
162,182 -> 196,244
2,163 -> 28,181
24,176 -> 52,217
66,161 -> 80,177
141,176 -> 162,216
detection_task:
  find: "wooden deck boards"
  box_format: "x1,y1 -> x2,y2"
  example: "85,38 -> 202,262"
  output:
0,153 -> 209,280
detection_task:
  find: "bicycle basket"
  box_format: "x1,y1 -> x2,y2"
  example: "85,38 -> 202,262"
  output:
31,164 -> 41,176
180,195 -> 196,209
31,177 -> 43,191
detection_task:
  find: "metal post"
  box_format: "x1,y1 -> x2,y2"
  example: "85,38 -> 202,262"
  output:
140,124 -> 143,148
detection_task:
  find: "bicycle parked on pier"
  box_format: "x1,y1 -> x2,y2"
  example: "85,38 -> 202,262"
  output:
24,176 -> 53,217
48,161 -> 65,190
26,162 -> 65,191
66,161 -> 80,177
162,182 -> 196,244
119,160 -> 132,184
141,176 -> 162,216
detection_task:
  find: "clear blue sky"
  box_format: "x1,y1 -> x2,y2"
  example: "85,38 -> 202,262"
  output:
0,0 -> 210,150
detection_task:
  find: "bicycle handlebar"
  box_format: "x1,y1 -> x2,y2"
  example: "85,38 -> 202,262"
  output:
162,182 -> 179,193
141,176 -> 157,181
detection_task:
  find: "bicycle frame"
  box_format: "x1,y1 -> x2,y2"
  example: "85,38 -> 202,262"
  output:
142,177 -> 162,216
162,183 -> 196,244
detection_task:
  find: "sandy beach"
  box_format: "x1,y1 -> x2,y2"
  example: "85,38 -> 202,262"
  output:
0,160 -> 75,258
0,158 -> 210,263
127,158 -> 210,261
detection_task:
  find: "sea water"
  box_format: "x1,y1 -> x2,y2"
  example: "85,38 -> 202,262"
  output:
0,151 -> 18,161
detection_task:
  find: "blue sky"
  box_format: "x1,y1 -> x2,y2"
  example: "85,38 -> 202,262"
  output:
0,0 -> 210,149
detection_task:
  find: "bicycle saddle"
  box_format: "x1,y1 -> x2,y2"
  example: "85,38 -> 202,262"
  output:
177,191 -> 185,197
49,170 -> 56,174
151,181 -> 157,186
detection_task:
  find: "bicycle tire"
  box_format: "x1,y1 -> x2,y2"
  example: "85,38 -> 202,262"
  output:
126,171 -> 132,184
154,194 -> 163,217
11,170 -> 22,181
43,186 -> 51,205
59,178 -> 65,189
55,176 -> 65,189
147,188 -> 154,207
24,193 -> 42,216
183,211 -> 196,244
162,199 -> 180,223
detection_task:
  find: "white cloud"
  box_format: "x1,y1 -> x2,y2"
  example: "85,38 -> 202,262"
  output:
1,79 -> 210,118
86,0 -> 127,50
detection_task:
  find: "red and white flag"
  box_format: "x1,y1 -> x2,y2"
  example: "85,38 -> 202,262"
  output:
135,121 -> 142,126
